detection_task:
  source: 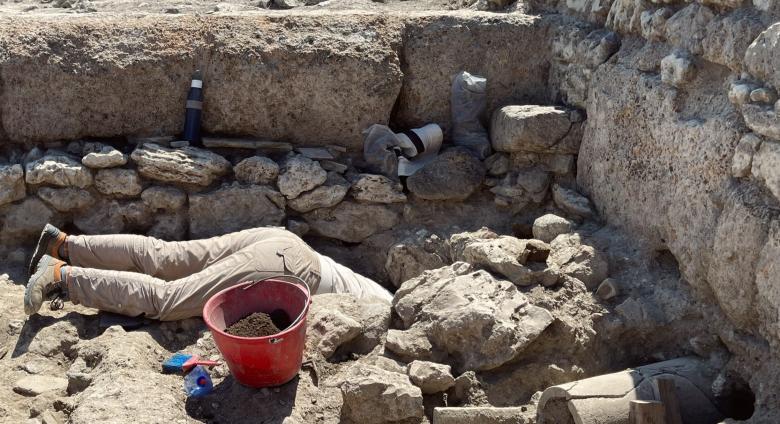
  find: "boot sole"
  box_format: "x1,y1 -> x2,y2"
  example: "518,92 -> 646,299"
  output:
25,255 -> 55,315
28,226 -> 59,279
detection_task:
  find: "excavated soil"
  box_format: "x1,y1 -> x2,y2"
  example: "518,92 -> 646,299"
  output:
225,312 -> 284,337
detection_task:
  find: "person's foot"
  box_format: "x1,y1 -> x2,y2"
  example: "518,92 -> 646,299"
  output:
28,224 -> 67,279
24,255 -> 66,316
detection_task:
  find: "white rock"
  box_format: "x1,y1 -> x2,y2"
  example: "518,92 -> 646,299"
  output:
140,186 -> 187,211
731,133 -> 762,178
407,360 -> 455,394
750,88 -> 777,105
95,169 -> 143,197
547,233 -> 609,290
2,198 -> 55,240
287,172 -> 349,213
742,103 -> 780,140
385,230 -> 448,288
81,145 -> 127,169
277,155 -> 327,199
457,235 -> 532,285
130,143 -> 230,186
304,201 -> 400,243
234,156 -> 279,185
728,82 -> 755,106
349,174 -> 406,203
0,164 -> 26,206
25,155 -> 93,188
660,53 -> 695,88
490,105 -> 581,154
13,376 -> 68,396
533,214 -> 574,243
188,183 -> 286,239
37,187 -> 93,212
307,309 -> 362,359
751,140 -> 780,201
338,364 -> 424,423
552,184 -> 594,218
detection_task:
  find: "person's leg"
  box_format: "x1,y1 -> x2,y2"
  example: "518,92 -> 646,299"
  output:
66,235 -> 320,321
317,254 -> 393,303
67,227 -> 292,281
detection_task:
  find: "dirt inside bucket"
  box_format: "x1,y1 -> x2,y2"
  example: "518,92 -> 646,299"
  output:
224,310 -> 291,338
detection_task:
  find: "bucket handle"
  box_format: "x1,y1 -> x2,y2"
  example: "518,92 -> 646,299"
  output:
242,274 -> 312,336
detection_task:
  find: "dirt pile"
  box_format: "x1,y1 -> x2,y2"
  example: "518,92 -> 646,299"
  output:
225,312 -> 284,338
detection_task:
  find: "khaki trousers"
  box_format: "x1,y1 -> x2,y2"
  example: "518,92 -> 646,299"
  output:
65,228 -> 321,321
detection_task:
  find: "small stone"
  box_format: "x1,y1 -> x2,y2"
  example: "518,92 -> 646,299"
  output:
552,184 -> 594,218
274,0 -> 303,7
728,82 -> 755,106
140,186 -> 187,211
525,239 -> 551,262
13,376 -> 68,397
128,136 -> 174,147
25,155 -> 93,188
169,140 -> 190,148
407,360 -> 455,394
533,214 -> 573,243
661,53 -> 695,88
36,187 -> 93,212
81,145 -> 127,169
484,153 -> 510,176
278,155 -> 327,199
385,328 -> 434,362
234,156 -> 279,185
750,88 -> 777,105
742,103 -> 780,140
0,164 -> 26,206
349,174 -> 406,203
286,219 -> 310,237
95,169 -> 143,197
296,147 -> 335,160
596,278 -> 619,300
731,133 -> 762,178
407,148 -> 485,201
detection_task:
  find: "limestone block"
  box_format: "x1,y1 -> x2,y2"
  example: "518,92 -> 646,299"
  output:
140,186 -> 187,211
287,172 -> 349,213
307,309 -> 362,359
130,144 -> 230,186
94,169 -> 143,197
338,364 -> 424,423
664,4 -> 715,56
547,233 -> 609,289
0,164 -> 26,206
2,198 -> 55,241
640,8 -> 672,41
731,133 -> 762,178
741,103 -> 780,140
533,214 -> 574,243
13,376 -> 68,397
234,156 -> 279,185
25,155 -> 93,188
278,155 -> 327,199
73,201 -> 125,235
81,145 -> 127,169
407,360 -> 455,394
349,174 -> 406,204
701,10 -> 765,72
385,230 -> 448,287
660,53 -> 695,88
37,187 -> 93,213
751,140 -> 780,200
303,201 -> 399,243
433,407 -> 533,424
745,22 -> 780,90
309,294 -> 390,355
188,183 -> 285,238
147,213 -> 187,241
407,148 -> 485,201
490,105 -> 581,154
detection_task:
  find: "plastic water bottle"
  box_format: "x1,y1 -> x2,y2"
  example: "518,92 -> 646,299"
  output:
184,365 -> 213,397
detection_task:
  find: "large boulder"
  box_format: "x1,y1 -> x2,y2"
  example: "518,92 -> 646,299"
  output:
407,148 -> 485,201
25,155 -> 93,188
0,164 -> 25,206
130,144 -> 230,187
391,263 -> 554,372
188,183 -> 285,238
277,155 -> 327,199
303,201 -> 400,243
490,105 -> 582,154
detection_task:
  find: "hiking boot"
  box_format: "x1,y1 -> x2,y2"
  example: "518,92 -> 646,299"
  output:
28,224 -> 67,279
24,255 -> 66,316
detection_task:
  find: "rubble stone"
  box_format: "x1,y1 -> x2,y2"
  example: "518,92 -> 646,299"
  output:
147,213 -> 187,241
2,198 -> 54,240
490,105 -> 581,154
751,140 -> 780,200
660,53 -> 695,88
309,294 -> 390,355
728,82 -> 755,106
278,155 -> 327,199
189,183 -> 285,238
750,88 -> 778,105
456,235 -> 532,285
287,173 -> 350,213
385,328 -> 435,362
407,148 -> 485,201
0,164 -> 26,206
484,153 -> 510,176
393,264 -> 554,371
547,233 -> 609,290
73,201 -> 125,235
13,376 -> 68,397
349,174 -> 406,203
552,184 -> 594,218
130,144 -> 230,186
533,214 -> 574,243
81,145 -> 127,169
94,169 -> 143,197
37,187 -> 93,213
234,156 -> 279,185
385,230 -> 448,287
25,155 -> 93,188
140,186 -> 186,211
286,219 -> 310,237
745,22 -> 780,90
407,360 -> 455,394
304,201 -> 399,243
596,278 -> 619,300
338,364 -> 424,423
741,103 -> 780,140
307,309 -> 362,359
731,133 -> 762,178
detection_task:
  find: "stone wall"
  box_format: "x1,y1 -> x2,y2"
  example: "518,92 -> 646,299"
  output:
535,0 -> 780,419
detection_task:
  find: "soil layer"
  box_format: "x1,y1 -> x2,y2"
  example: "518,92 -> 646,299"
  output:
225,312 -> 283,337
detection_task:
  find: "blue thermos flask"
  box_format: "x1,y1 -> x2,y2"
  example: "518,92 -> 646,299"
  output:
183,70 -> 203,146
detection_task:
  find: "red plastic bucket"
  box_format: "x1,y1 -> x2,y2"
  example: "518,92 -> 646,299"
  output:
202,277 -> 311,388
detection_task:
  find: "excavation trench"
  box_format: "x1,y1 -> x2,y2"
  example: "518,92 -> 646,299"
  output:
0,3 -> 778,424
